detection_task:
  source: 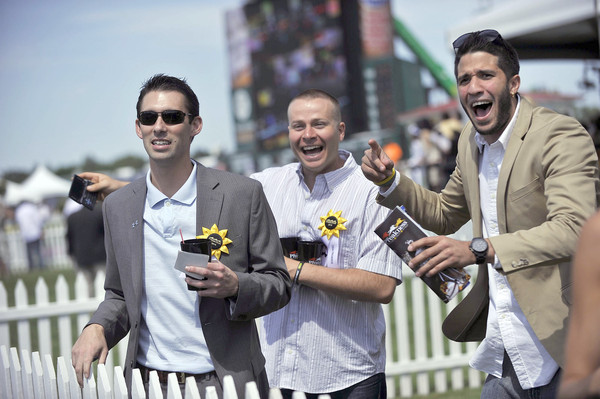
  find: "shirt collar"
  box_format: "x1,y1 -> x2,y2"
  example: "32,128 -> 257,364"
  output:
294,150 -> 355,191
146,161 -> 198,207
475,94 -> 521,153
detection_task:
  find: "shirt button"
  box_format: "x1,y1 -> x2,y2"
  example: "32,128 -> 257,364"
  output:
165,201 -> 171,207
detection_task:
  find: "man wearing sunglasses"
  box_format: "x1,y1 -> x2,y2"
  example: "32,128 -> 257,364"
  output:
75,89 -> 401,399
362,29 -> 599,397
71,74 -> 292,398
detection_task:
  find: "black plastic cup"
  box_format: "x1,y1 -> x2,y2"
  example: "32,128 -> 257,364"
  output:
297,240 -> 324,265
280,237 -> 299,259
180,238 -> 211,291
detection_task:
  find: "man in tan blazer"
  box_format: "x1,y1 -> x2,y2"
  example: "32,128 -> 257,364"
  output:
362,30 -> 599,398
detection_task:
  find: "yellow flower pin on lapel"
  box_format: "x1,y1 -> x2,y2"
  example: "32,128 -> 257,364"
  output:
197,224 -> 233,260
318,209 -> 347,239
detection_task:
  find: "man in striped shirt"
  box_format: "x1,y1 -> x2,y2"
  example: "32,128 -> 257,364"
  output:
251,89 -> 402,399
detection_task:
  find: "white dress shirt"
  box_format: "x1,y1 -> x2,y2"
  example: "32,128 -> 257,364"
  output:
469,98 -> 559,389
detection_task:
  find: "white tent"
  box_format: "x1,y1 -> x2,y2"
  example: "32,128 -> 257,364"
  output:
446,0 -> 600,59
5,165 -> 72,206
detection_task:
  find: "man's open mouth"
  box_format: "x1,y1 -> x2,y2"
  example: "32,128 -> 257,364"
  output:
472,101 -> 492,118
302,145 -> 323,155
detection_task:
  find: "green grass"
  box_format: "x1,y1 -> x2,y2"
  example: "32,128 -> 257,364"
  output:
412,388 -> 480,399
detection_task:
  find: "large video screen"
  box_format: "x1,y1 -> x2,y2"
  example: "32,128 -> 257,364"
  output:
242,0 -> 354,150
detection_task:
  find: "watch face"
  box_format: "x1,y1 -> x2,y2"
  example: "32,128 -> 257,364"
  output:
472,238 -> 487,252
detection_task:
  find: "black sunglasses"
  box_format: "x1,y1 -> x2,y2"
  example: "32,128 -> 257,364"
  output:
452,29 -> 502,53
138,110 -> 193,126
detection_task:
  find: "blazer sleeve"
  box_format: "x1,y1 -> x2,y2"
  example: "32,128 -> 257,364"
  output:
87,198 -> 131,349
490,112 -> 600,272
229,181 -> 292,320
377,146 -> 472,236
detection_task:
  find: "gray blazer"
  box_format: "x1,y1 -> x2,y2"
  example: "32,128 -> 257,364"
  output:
89,162 -> 292,397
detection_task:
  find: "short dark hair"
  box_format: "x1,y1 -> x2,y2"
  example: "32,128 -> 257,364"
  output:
289,89 -> 341,123
453,31 -> 520,80
136,74 -> 200,121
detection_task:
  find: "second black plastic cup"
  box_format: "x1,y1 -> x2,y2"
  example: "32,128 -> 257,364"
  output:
180,238 -> 211,291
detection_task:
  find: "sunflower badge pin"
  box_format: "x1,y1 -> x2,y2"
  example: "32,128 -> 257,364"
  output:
318,209 -> 347,239
197,224 -> 233,260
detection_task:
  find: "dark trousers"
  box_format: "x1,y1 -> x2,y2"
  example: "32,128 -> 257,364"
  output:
480,351 -> 561,399
26,239 -> 44,270
281,373 -> 386,399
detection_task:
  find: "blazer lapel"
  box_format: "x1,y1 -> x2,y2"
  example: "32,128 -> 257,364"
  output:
466,129 -> 484,236
496,98 -> 533,234
195,164 -> 224,236
126,178 -> 147,305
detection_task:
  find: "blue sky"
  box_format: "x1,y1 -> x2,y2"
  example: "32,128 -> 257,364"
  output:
1,0 -> 597,174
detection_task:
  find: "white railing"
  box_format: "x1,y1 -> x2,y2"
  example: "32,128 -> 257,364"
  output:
1,213 -> 74,273
0,216 -> 484,397
1,345 -> 333,399
0,270 -> 483,398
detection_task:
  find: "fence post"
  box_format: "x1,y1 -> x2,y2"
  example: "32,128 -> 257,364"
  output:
0,345 -> 12,399
82,371 -> 97,399
43,353 -> 58,399
268,388 -> 283,399
57,356 -> 71,398
131,368 -> 146,399
66,355 -> 83,399
184,376 -> 201,399
35,277 -> 52,358
205,386 -> 219,399
19,348 -> 34,399
0,284 -> 8,347
428,288 -> 448,393
394,277 -> 412,398
31,351 -> 45,399
167,373 -> 183,399
9,346 -> 24,399
14,280 -> 31,354
412,279 -> 428,396
222,374 -> 238,399
97,363 -> 112,399
56,276 -> 74,360
113,366 -> 128,399
147,370 -> 162,399
244,381 -> 261,399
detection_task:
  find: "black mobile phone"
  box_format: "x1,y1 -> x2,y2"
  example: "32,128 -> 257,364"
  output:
68,174 -> 98,210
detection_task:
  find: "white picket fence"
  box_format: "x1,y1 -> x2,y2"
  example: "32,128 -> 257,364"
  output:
0,345 -> 334,399
1,213 -> 74,273
0,217 -> 484,397
0,269 -> 483,398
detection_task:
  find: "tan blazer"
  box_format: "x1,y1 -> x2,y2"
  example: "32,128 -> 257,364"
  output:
380,97 -> 600,366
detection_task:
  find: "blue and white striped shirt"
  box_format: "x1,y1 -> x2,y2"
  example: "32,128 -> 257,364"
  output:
252,150 -> 401,393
